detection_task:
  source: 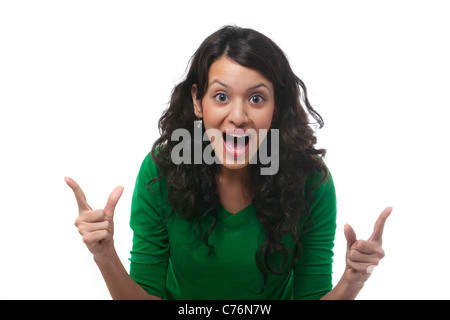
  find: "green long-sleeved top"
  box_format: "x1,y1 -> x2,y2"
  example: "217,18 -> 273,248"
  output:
129,153 -> 337,300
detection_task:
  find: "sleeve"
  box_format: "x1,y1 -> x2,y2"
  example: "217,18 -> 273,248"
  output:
128,152 -> 170,298
293,167 -> 337,300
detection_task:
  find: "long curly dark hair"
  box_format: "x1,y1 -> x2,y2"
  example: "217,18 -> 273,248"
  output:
149,25 -> 329,291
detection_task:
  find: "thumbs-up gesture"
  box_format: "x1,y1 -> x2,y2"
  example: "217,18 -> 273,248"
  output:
343,206 -> 392,285
65,177 -> 124,259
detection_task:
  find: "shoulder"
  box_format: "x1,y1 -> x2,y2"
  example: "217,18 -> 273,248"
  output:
133,150 -> 168,205
304,158 -> 334,195
138,150 -> 161,179
303,158 -> 337,222
136,145 -> 170,181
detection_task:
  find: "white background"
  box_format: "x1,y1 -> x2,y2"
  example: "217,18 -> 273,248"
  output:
1,0 -> 449,299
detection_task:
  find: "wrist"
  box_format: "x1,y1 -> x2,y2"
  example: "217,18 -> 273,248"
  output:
342,269 -> 366,289
93,248 -> 118,266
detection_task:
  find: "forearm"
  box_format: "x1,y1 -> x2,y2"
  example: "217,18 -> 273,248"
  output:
94,249 -> 161,300
320,271 -> 364,300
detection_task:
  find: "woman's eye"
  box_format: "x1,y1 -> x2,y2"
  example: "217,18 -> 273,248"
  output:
250,95 -> 264,104
214,93 -> 229,102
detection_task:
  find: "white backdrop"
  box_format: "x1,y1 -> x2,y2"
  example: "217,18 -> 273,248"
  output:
1,0 -> 449,299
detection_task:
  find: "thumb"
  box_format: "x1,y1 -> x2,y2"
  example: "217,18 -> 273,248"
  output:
104,186 -> 124,218
344,223 -> 357,249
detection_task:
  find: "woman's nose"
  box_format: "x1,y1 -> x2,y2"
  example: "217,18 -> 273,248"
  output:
227,100 -> 248,127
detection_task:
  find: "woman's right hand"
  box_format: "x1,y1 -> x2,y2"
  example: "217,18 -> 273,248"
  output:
65,176 -> 124,259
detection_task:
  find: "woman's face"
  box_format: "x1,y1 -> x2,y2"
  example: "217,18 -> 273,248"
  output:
192,56 -> 275,171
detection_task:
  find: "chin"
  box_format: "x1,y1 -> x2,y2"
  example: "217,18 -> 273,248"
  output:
219,161 -> 249,171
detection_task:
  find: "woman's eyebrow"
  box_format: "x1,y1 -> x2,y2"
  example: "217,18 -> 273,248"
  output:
247,83 -> 271,91
209,79 -> 271,91
209,79 -> 229,88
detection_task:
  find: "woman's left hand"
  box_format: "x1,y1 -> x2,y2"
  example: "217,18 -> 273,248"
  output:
343,206 -> 393,285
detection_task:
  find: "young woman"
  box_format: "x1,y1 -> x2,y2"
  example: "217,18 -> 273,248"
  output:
65,26 -> 392,300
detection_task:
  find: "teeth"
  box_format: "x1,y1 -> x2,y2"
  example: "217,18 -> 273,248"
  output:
227,133 -> 248,138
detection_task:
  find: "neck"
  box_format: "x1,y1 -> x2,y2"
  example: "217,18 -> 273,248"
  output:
216,165 -> 255,213
216,165 -> 250,185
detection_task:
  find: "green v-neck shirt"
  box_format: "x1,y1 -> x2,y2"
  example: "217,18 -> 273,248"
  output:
129,153 -> 337,300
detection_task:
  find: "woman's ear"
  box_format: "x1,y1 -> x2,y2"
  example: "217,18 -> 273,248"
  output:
191,84 -> 203,118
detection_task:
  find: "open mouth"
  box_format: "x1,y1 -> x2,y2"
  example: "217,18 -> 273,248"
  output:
222,130 -> 250,157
